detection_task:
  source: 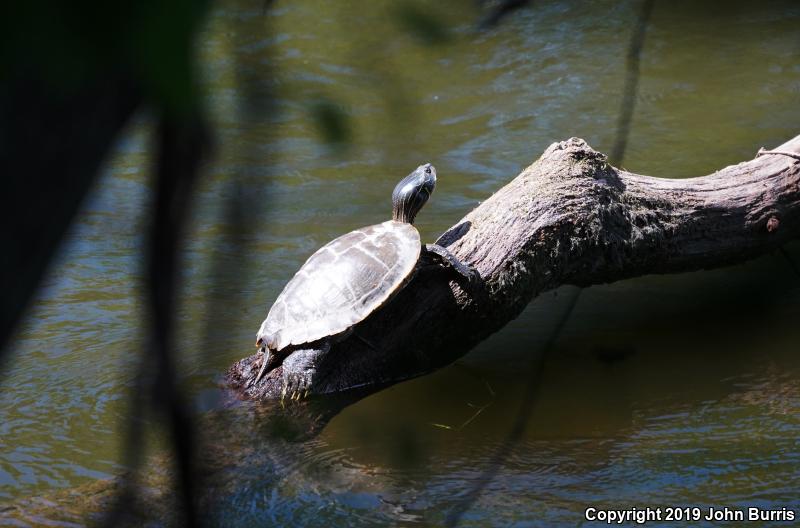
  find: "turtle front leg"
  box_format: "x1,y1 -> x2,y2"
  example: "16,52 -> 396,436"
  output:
424,243 -> 481,286
281,342 -> 331,401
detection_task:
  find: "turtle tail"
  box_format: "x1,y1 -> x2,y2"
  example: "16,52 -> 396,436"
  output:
253,344 -> 290,385
254,349 -> 273,384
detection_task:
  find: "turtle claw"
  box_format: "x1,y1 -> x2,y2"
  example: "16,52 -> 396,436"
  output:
282,367 -> 314,403
424,243 -> 482,291
278,346 -> 326,403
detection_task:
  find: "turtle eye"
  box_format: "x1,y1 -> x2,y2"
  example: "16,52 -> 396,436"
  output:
425,167 -> 431,174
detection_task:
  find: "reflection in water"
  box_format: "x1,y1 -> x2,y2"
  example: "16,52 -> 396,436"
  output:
200,321 -> 800,527
2,0 -> 800,524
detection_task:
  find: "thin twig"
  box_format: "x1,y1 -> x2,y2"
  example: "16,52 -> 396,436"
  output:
757,147 -> 800,161
445,1 -> 653,524
610,0 -> 654,166
431,380 -> 496,431
444,289 -> 581,526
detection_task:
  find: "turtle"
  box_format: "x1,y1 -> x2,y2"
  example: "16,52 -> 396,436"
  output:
253,163 -> 478,398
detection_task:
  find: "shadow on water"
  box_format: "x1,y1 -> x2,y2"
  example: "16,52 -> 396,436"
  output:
2,245 -> 799,524
165,256 -> 800,525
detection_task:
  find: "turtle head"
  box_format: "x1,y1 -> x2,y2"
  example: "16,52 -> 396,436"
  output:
391,163 -> 436,224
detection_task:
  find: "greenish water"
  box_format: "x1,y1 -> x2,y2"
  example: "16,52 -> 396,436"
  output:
3,0 -> 800,525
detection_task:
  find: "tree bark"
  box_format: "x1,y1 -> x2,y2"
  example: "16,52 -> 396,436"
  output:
226,135 -> 800,400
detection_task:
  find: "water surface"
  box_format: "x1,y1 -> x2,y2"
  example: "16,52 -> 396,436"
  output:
2,0 -> 800,525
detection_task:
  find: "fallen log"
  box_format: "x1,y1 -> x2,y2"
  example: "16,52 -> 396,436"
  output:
226,135 -> 800,400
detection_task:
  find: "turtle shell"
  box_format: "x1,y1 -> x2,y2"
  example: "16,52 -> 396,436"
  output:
257,220 -> 421,351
